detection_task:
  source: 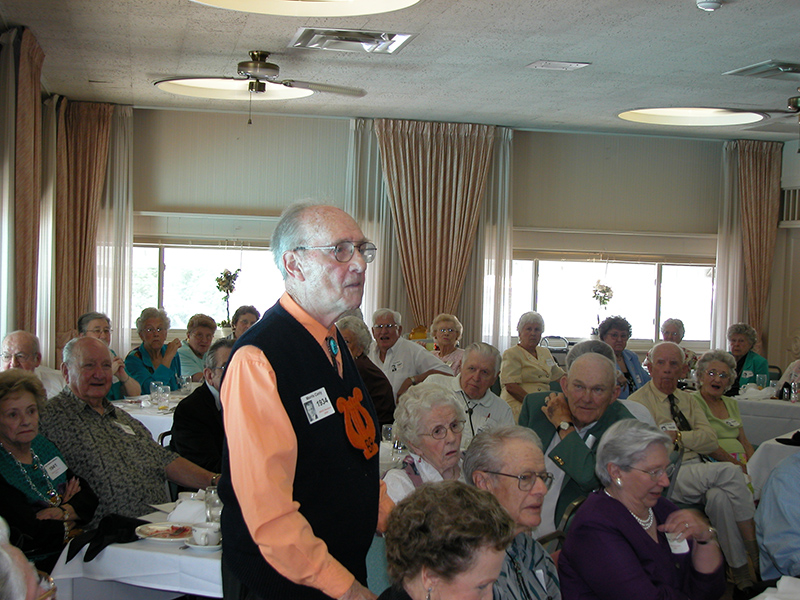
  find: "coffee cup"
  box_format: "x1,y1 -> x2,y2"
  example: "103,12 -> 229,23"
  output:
191,522 -> 221,546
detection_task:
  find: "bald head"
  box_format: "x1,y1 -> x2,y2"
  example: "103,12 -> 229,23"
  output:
1,331 -> 42,372
568,352 -> 617,388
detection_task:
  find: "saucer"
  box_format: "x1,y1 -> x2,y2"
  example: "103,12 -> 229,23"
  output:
186,540 -> 222,551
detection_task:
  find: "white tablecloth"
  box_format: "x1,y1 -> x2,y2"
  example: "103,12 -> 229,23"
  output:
115,402 -> 177,442
51,536 -> 222,600
747,431 -> 800,500
736,398 -> 800,446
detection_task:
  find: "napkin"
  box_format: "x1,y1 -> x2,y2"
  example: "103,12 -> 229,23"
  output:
750,576 -> 800,600
66,514 -> 148,563
168,499 -> 206,523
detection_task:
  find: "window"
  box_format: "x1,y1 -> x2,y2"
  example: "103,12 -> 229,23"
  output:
131,245 -> 284,329
510,259 -> 713,341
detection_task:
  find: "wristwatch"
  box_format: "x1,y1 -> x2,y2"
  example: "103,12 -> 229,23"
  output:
558,421 -> 573,431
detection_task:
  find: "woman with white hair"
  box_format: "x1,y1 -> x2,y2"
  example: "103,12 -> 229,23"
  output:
558,419 -> 725,600
383,384 -> 466,503
429,313 -> 465,375
727,323 -> 769,396
661,318 -> 697,371
125,307 -> 182,391
500,312 -> 565,420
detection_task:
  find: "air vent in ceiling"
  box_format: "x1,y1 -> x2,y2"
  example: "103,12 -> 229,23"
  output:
527,60 -> 590,71
288,28 -> 416,55
723,60 -> 800,81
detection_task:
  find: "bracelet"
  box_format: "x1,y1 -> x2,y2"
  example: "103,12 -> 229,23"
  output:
61,507 -> 69,521
695,527 -> 717,545
63,521 -> 70,542
210,473 -> 221,486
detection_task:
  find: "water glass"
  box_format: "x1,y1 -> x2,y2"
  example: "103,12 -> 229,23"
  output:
205,486 -> 223,523
178,375 -> 192,393
381,424 -> 393,443
156,386 -> 170,411
756,374 -> 769,390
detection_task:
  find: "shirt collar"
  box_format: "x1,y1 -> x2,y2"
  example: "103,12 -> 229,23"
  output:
280,292 -> 342,374
59,387 -> 115,417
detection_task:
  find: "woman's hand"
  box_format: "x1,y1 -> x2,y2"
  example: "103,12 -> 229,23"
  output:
161,338 -> 182,364
112,356 -> 127,379
62,477 -> 81,503
659,509 -> 714,543
35,507 -> 64,521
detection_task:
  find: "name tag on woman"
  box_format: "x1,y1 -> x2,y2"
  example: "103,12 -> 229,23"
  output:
44,457 -> 67,479
725,418 -> 741,428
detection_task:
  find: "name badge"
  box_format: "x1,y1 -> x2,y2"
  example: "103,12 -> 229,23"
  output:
742,370 -> 754,378
390,361 -> 403,373
665,532 -> 690,554
115,423 -> 136,435
660,422 -> 679,432
725,418 -> 741,428
301,387 -> 336,424
43,456 -> 67,479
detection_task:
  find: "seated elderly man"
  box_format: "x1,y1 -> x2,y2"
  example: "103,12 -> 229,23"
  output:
425,342 -> 514,449
172,338 -> 233,472
756,451 -> 800,579
629,341 -> 759,591
1,331 -> 65,398
177,313 -> 217,381
522,352 -> 633,537
40,337 -> 218,525
368,308 -> 452,399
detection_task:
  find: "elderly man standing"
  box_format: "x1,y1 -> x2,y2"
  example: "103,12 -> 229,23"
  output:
172,338 -> 234,472
219,203 -> 390,600
629,341 -> 759,591
1,331 -> 65,398
368,308 -> 452,400
523,353 -> 633,537
39,337 -> 217,525
424,342 -> 514,449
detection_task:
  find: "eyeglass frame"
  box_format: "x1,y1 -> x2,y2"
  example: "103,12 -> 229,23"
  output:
483,470 -> 555,491
418,420 -> 465,440
703,369 -> 731,381
372,323 -> 399,330
86,327 -> 113,335
1,352 -> 34,362
629,463 -> 676,481
292,240 -> 377,264
143,327 -> 166,334
437,328 -> 456,334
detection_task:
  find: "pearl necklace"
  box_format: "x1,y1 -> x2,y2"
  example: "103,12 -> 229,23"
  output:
605,489 -> 654,529
0,442 -> 61,506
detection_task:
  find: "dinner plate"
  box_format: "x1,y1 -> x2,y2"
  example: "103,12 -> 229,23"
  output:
185,540 -> 222,552
135,522 -> 193,542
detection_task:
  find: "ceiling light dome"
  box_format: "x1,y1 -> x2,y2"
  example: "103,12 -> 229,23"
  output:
191,0 -> 420,17
696,0 -> 722,12
618,107 -> 765,127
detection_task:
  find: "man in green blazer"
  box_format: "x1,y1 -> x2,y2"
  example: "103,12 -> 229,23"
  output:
522,352 -> 634,536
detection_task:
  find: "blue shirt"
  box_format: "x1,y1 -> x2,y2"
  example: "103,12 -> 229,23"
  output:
756,451 -> 800,579
124,343 -> 181,391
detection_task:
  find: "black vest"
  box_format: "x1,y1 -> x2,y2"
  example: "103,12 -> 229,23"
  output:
219,300 -> 380,599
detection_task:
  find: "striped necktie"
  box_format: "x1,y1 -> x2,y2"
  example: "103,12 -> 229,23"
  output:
667,393 -> 692,431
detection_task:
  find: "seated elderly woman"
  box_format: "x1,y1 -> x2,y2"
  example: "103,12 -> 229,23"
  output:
465,425 -> 561,600
125,307 -> 182,391
77,311 -> 141,400
500,312 -> 565,420
727,323 -> 769,396
384,383 -> 466,503
661,317 -> 697,371
429,313 -> 465,376
692,350 -> 755,472
599,315 -> 650,399
337,316 -> 395,426
230,305 -> 260,339
177,313 -> 217,382
558,419 -> 725,600
0,370 -> 97,571
379,480 -> 515,600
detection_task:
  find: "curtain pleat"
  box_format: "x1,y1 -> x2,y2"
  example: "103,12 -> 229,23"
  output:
374,119 -> 496,330
55,101 -> 114,357
13,27 -> 45,331
737,139 -> 783,352
0,28 -> 19,336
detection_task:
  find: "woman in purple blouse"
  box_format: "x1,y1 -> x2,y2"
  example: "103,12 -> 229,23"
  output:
558,420 -> 726,600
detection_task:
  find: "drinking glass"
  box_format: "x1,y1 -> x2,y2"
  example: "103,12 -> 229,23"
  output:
178,375 -> 192,393
205,486 -> 223,523
156,385 -> 170,410
756,374 -> 769,390
381,424 -> 393,443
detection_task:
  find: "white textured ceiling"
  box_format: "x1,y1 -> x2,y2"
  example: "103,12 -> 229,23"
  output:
2,0 -> 800,140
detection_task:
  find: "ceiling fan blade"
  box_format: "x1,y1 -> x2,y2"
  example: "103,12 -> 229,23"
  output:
280,79 -> 366,97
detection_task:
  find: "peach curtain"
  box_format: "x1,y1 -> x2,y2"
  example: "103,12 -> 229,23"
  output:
14,28 -> 45,331
374,119 -> 496,329
54,101 -> 114,355
737,139 -> 783,351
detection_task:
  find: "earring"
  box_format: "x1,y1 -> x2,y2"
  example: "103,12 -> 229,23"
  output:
426,588 -> 432,600
615,477 -> 622,487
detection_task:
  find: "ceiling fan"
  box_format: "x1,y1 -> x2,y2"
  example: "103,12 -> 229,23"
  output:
154,50 -> 366,101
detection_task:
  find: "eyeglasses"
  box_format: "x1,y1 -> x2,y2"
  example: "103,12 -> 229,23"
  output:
484,470 -> 554,491
35,569 -> 57,600
293,241 -> 377,264
1,352 -> 33,362
87,327 -> 112,335
420,420 -> 465,439
437,328 -> 455,334
630,463 -> 676,481
144,327 -> 165,334
704,370 -> 731,381
372,323 -> 398,330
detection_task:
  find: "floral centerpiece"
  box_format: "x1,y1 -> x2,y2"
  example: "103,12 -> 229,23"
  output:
591,280 -> 613,336
216,268 -> 241,328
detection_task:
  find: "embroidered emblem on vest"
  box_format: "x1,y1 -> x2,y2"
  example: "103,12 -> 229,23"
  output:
336,387 -> 378,459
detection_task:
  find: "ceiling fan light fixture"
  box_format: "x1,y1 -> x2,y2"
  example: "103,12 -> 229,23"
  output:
696,0 -> 722,11
618,107 -> 766,127
154,77 -> 313,100
190,0 -> 420,17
